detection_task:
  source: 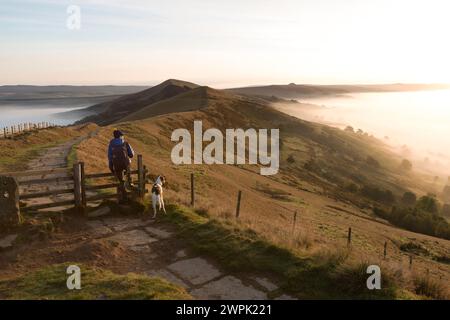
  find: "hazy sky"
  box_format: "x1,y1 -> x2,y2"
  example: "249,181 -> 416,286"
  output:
2,0 -> 450,87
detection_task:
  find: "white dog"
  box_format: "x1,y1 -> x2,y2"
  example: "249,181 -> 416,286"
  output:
151,175 -> 166,218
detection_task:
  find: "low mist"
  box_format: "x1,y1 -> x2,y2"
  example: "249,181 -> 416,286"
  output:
274,89 -> 450,178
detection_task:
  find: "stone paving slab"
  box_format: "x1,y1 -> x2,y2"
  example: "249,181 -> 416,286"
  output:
107,229 -> 158,247
129,244 -> 151,252
274,294 -> 296,300
175,249 -> 188,259
147,269 -> 189,289
144,226 -> 173,239
190,276 -> 268,300
0,234 -> 18,250
251,277 -> 278,292
86,220 -> 113,237
168,257 -> 222,285
88,207 -> 111,218
103,218 -> 150,232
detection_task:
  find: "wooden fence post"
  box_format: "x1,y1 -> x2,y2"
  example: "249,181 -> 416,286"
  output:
143,165 -> 148,197
347,227 -> 352,247
236,190 -> 242,218
190,173 -> 195,206
384,241 -> 387,259
73,162 -> 82,210
137,155 -> 144,199
80,162 -> 86,209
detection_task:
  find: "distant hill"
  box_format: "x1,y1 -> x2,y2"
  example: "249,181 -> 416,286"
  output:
122,86 -> 237,122
228,83 -> 450,99
0,85 -> 148,100
76,79 -> 199,125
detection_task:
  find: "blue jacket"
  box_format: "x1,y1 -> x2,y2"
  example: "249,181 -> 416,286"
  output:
108,137 -> 134,167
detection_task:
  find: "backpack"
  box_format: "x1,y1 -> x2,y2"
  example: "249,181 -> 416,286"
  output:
111,142 -> 130,172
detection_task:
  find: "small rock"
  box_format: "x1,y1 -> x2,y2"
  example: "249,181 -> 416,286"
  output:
88,206 -> 110,218
144,226 -> 173,239
0,234 -> 18,250
175,249 -> 188,259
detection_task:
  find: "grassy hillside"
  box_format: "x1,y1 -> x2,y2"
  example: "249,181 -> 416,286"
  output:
75,87 -> 450,297
77,79 -> 199,125
123,86 -> 223,121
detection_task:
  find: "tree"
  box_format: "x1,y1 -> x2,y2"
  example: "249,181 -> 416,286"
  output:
401,191 -> 417,207
400,159 -> 412,171
345,126 -> 354,133
416,195 -> 440,215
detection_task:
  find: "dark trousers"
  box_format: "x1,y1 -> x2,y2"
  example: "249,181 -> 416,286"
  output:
114,166 -> 131,202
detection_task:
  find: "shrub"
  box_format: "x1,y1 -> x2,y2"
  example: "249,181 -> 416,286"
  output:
344,126 -> 354,133
361,185 -> 395,204
401,191 -> 417,207
416,195 -> 439,215
413,275 -> 448,299
373,206 -> 450,240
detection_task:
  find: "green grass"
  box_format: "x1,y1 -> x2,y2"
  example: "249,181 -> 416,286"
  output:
0,263 -> 191,300
66,142 -> 79,169
163,204 -> 402,299
0,141 -> 59,172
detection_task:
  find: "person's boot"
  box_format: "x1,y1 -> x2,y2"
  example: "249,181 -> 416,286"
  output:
124,169 -> 135,190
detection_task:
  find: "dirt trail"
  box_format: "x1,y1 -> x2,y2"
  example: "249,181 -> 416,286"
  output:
19,135 -> 95,211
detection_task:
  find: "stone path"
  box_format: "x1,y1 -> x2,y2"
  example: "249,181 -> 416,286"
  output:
86,215 -> 296,300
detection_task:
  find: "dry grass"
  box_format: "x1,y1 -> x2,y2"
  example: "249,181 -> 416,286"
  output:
413,273 -> 449,300
75,104 -> 450,298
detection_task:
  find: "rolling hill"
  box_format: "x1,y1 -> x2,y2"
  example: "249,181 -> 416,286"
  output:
76,79 -> 199,125
122,86 -> 223,121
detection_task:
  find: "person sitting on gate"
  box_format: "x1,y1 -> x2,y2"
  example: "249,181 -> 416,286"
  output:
108,130 -> 135,199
